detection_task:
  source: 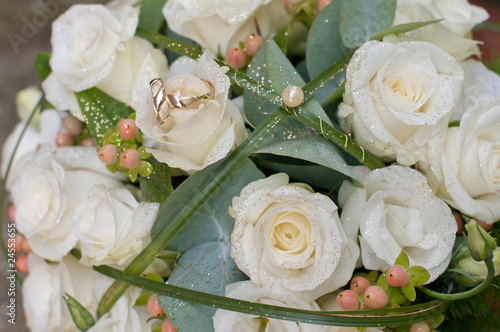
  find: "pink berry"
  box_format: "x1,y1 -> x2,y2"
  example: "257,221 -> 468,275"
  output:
56,132 -> 74,146
120,149 -> 140,169
453,211 -> 463,235
409,323 -> 430,332
21,237 -> 31,253
7,204 -> 15,222
386,265 -> 409,287
317,0 -> 332,12
363,286 -> 389,309
8,234 -> 23,253
336,290 -> 359,311
118,119 -> 138,140
226,48 -> 246,69
147,294 -> 165,317
16,254 -> 29,274
81,137 -> 98,147
62,117 -> 84,137
284,0 -> 294,12
350,276 -> 371,294
244,34 -> 264,57
162,318 -> 178,332
98,145 -> 118,165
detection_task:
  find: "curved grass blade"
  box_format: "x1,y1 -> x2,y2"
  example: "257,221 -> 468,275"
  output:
95,264 -> 447,327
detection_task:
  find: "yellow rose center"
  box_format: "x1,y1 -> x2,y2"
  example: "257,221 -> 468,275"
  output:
270,211 -> 311,254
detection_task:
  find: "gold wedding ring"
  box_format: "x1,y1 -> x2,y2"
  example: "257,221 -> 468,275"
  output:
150,78 -> 215,130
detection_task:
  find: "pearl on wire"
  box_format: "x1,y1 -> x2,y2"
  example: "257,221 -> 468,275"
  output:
282,85 -> 304,108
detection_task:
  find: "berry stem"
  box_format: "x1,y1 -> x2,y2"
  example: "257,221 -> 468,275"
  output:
419,258 -> 495,301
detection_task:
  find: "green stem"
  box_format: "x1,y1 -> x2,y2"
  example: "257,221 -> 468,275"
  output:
96,108 -> 290,318
419,258 -> 496,301
0,95 -> 43,284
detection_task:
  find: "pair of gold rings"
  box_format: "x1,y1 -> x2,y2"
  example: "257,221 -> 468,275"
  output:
150,78 -> 214,130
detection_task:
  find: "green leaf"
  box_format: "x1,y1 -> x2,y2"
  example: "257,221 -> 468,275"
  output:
369,20 -> 442,42
377,272 -> 390,292
408,266 -> 430,287
75,88 -> 134,145
395,250 -> 410,269
63,293 -> 95,331
401,284 -> 416,302
306,0 -> 349,104
158,160 -> 263,330
94,264 -> 448,327
388,286 -> 408,305
134,292 -> 153,306
159,242 -> 247,332
273,24 -> 292,55
165,159 -> 264,251
140,157 -> 173,204
36,52 -> 52,82
340,0 -> 397,48
138,0 -> 167,32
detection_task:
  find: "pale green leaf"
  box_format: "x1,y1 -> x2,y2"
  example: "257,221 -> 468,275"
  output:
340,0 -> 397,48
138,0 -> 167,32
408,266 -> 430,287
63,293 -> 95,331
394,250 -> 410,269
401,284 -> 416,302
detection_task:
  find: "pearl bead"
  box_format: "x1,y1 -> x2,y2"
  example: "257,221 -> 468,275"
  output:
282,85 -> 304,107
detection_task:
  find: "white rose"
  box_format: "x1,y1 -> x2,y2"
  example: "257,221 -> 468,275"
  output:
42,4 -> 168,119
23,254 -> 153,332
1,110 -> 62,186
393,0 -> 489,61
338,40 -> 463,166
431,98 -> 500,224
88,284 -> 154,332
11,146 -> 124,261
339,165 -> 457,283
163,0 -> 290,56
23,254 -> 109,332
230,173 -> 359,300
213,281 -> 321,332
136,52 -> 247,172
73,185 -> 159,267
462,59 -> 500,110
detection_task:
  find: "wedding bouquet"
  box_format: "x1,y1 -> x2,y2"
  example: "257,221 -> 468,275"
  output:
3,0 -> 500,331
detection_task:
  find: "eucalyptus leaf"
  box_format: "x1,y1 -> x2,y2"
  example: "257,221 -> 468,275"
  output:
138,0 -> 167,32
35,52 -> 51,82
274,24 -> 292,55
306,0 -> 349,104
340,0 -> 397,48
159,242 -> 247,332
75,88 -> 134,145
158,160 -> 262,331
259,160 -> 348,192
140,157 -> 173,205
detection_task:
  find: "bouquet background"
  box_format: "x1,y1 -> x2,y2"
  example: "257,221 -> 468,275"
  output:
0,0 -> 499,331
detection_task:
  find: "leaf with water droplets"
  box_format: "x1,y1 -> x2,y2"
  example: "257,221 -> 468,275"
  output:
75,88 -> 134,145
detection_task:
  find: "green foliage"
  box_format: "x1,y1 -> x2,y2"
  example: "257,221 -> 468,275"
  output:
408,266 -> 430,287
140,157 -> 173,205
402,284 -> 416,302
63,293 -> 95,331
306,0 -> 349,104
138,0 -> 167,32
75,88 -> 134,145
340,0 -> 397,48
158,160 -> 263,331
35,52 -> 51,82
395,250 -> 410,269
